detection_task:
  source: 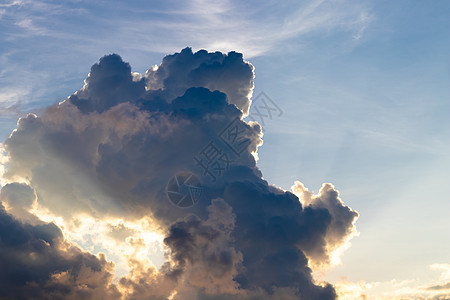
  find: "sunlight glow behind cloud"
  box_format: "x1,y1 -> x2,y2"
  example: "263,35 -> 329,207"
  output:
0,48 -> 358,299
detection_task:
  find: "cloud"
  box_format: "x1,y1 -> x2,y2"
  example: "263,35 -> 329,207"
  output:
425,282 -> 450,291
0,0 -> 372,141
0,87 -> 28,118
68,54 -> 147,114
0,0 -> 372,57
144,48 -> 254,114
335,265 -> 450,300
292,181 -> 359,267
0,48 -> 358,299
106,0 -> 372,57
68,48 -> 254,115
0,182 -> 38,223
431,264 -> 450,282
0,202 -> 119,300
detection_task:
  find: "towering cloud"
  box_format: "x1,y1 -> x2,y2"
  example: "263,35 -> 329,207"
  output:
0,48 -> 358,299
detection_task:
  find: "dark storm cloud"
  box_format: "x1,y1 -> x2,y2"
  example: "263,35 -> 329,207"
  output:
0,200 -> 119,300
220,180 -> 338,299
0,48 -> 358,299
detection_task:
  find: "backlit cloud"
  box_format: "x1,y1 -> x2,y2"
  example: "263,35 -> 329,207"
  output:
0,48 -> 358,299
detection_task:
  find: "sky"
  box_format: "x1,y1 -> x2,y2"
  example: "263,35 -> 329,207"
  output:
0,0 -> 449,299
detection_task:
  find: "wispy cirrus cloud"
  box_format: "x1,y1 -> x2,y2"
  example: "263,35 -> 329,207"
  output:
104,0 -> 373,57
0,0 -> 373,140
1,0 -> 373,57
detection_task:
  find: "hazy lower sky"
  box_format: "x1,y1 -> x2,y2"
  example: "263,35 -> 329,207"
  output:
1,0 -> 449,299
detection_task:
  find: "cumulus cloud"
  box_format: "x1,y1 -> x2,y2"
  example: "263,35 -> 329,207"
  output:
0,48 -> 358,299
292,181 -> 359,267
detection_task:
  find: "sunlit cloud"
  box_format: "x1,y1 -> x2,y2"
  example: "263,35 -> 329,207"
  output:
0,48 -> 358,299
335,265 -> 450,299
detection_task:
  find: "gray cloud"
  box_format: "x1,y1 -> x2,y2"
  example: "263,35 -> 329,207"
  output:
68,54 -> 146,114
292,181 -> 359,267
0,182 -> 37,223
0,48 -> 358,299
144,48 -> 254,114
425,282 -> 450,291
0,201 -> 119,300
163,199 -> 242,294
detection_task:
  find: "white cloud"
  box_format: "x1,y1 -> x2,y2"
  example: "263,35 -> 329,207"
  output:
113,0 -> 373,57
430,264 -> 450,282
0,87 -> 29,105
1,0 -> 373,58
335,264 -> 450,299
0,1 -> 23,8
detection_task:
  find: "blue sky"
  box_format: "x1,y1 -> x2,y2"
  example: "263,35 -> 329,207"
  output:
1,0 -> 449,298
